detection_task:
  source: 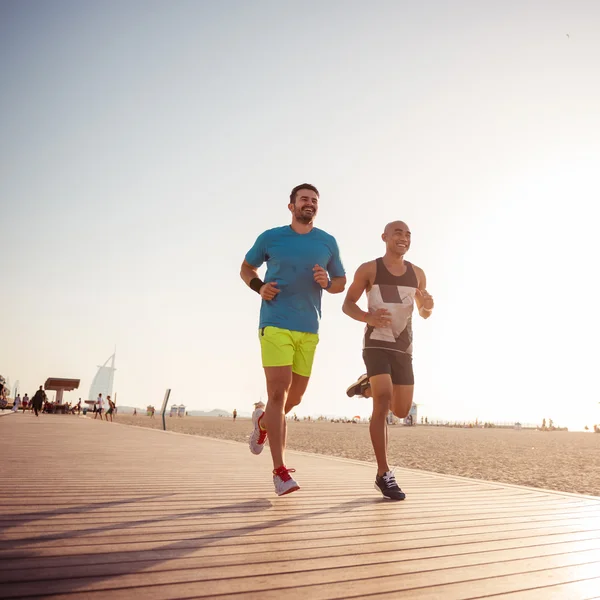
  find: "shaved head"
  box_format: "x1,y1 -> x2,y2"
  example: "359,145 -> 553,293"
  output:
384,221 -> 410,236
382,221 -> 411,257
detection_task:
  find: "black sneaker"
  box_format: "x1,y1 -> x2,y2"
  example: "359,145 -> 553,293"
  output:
375,471 -> 406,500
346,374 -> 370,397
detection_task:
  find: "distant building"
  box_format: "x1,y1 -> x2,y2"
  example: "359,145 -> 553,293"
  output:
170,404 -> 186,417
89,353 -> 116,401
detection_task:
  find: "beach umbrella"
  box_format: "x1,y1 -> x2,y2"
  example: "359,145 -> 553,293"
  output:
353,415 -> 361,420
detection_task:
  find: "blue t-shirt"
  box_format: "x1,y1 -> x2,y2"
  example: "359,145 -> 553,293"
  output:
245,226 -> 345,334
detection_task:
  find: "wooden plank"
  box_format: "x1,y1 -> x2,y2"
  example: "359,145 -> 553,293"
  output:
3,500 -> 596,531
5,497 -> 592,518
2,530 -> 598,573
485,578 -> 600,599
2,523 -> 599,560
2,537 -> 600,586
4,499 -> 597,523
0,532 -> 597,581
3,514 -> 600,550
4,509 -> 600,542
368,564 -> 600,600
4,556 -> 599,599
8,499 -> 590,521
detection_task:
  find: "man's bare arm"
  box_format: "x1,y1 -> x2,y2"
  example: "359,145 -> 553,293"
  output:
240,260 -> 259,286
313,265 -> 346,294
413,265 -> 434,319
327,276 -> 346,294
241,259 -> 280,301
342,262 -> 378,323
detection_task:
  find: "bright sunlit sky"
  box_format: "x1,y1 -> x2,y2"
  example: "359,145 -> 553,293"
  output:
2,0 -> 599,429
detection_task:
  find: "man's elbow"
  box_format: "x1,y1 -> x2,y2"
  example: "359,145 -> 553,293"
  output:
333,276 -> 347,294
341,299 -> 351,315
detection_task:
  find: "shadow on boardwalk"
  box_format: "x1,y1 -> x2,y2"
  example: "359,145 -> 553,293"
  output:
1,496 -> 378,596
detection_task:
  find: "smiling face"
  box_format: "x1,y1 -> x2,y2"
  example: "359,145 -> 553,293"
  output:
382,221 -> 411,256
289,188 -> 319,225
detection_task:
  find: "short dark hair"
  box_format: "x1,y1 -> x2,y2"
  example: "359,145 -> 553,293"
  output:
290,183 -> 319,204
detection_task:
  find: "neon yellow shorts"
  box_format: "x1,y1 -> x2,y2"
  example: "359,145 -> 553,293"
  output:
259,326 -> 319,377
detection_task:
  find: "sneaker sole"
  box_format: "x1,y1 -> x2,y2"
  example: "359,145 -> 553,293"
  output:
346,375 -> 369,397
249,441 -> 266,455
374,483 -> 406,500
278,485 -> 300,496
249,435 -> 266,454
249,410 -> 266,455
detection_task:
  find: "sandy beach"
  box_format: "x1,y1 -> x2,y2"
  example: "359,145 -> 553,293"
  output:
112,414 -> 600,497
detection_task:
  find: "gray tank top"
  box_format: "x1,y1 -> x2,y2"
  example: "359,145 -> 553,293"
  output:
363,258 -> 418,355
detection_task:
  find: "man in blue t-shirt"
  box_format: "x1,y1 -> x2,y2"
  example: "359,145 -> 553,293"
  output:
241,183 -> 346,496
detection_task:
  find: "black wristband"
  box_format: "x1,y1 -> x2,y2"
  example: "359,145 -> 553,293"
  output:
249,277 -> 264,294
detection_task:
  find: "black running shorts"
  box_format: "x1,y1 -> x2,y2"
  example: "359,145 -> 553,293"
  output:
362,348 -> 414,385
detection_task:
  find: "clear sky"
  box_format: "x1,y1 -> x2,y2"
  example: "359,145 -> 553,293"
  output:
2,0 -> 599,429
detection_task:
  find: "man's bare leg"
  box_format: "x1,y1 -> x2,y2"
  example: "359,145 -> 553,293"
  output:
264,366 -> 293,469
360,383 -> 389,460
366,381 -> 412,453
369,374 -> 393,476
282,373 -> 310,448
391,385 -> 414,420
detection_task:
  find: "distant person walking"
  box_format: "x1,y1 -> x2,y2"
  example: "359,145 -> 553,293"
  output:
106,396 -> 115,422
31,386 -> 46,417
94,394 -> 104,420
12,394 -> 21,412
232,409 -> 237,422
22,393 -> 29,413
0,379 -> 6,410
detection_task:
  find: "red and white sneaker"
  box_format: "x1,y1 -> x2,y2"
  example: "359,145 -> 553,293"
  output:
249,408 -> 267,455
273,466 -> 300,496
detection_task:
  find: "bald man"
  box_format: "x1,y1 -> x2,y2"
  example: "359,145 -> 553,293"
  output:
342,221 -> 434,500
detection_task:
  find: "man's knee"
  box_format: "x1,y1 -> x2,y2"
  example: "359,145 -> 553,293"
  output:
286,394 -> 302,409
265,366 -> 293,403
391,404 -> 411,419
391,387 -> 414,419
268,385 -> 288,404
372,392 -> 392,417
284,373 -> 310,411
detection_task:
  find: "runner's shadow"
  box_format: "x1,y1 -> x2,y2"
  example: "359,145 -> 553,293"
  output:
0,496 -> 381,594
0,499 -> 273,550
0,494 -> 177,534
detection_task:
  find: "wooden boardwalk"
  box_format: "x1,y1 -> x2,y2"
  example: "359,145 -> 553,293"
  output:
1,414 -> 599,599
